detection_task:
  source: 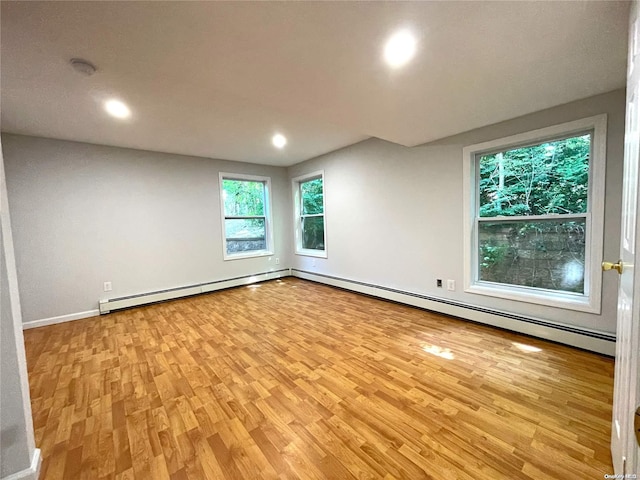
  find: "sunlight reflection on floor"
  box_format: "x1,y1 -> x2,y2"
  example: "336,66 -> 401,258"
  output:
512,342 -> 542,353
423,345 -> 455,360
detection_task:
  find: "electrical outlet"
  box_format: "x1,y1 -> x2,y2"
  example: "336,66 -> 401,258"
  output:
275,258 -> 280,265
436,279 -> 443,288
447,279 -> 455,291
103,281 -> 112,292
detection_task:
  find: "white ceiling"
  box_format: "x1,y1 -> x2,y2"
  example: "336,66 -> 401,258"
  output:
1,1 -> 629,167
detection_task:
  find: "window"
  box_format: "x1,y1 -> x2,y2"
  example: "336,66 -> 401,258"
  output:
293,171 -> 327,257
463,115 -> 607,312
219,173 -> 273,260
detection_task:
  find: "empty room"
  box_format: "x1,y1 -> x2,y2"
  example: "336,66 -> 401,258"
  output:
1,1 -> 638,479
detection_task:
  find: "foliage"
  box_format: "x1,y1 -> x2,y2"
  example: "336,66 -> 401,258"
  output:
301,178 -> 324,215
300,178 -> 325,250
222,179 -> 265,217
479,243 -> 509,269
479,134 -> 590,218
302,216 -> 325,250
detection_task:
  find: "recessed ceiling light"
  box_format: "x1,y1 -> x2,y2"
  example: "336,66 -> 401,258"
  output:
384,30 -> 417,68
272,133 -> 287,149
104,99 -> 131,119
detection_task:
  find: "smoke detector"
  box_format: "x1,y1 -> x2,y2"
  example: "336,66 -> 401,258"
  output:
70,58 -> 97,76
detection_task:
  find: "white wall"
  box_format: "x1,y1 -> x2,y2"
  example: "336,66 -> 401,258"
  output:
2,135 -> 292,324
288,89 -> 625,335
1,140 -> 39,479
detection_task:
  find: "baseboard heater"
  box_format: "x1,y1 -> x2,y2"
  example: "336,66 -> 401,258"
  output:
99,268 -> 290,314
291,269 -> 616,356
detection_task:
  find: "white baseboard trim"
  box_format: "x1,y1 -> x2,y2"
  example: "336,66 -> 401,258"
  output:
292,269 -> 616,356
1,448 -> 41,480
99,268 -> 291,314
22,310 -> 99,330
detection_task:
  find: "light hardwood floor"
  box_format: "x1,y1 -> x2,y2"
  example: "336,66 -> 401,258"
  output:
24,278 -> 614,479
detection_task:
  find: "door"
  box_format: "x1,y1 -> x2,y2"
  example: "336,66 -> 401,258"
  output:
610,1 -> 640,475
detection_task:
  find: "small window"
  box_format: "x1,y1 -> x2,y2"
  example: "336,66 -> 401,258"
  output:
219,173 -> 273,260
293,171 -> 327,257
463,115 -> 607,312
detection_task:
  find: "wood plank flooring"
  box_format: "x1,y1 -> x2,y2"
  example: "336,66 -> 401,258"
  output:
24,278 -> 614,479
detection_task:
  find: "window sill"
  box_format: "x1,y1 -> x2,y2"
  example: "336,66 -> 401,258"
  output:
465,282 -> 600,314
295,249 -> 327,259
223,250 -> 273,261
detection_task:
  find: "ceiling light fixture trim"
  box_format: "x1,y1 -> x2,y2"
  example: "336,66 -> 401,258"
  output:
70,58 -> 97,76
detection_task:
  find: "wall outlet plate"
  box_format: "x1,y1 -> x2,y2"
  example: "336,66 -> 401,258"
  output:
103,281 -> 112,292
447,279 -> 455,291
437,279 -> 443,288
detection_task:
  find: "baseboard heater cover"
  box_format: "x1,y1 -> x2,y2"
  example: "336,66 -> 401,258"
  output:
291,269 -> 615,356
99,268 -> 290,314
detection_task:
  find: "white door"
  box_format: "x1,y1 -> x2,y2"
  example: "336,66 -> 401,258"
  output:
611,1 -> 640,475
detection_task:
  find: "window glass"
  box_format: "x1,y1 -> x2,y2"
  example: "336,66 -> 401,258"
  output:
475,134 -> 591,294
479,134 -> 590,217
223,179 -> 265,216
295,173 -> 326,256
301,178 -> 324,215
221,176 -> 271,258
301,216 -> 325,250
478,219 -> 586,293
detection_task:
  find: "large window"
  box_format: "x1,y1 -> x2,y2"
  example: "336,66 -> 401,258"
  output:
293,171 -> 327,257
219,173 -> 273,260
463,115 -> 607,312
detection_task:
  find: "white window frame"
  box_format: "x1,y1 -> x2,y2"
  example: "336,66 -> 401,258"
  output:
462,114 -> 607,313
219,172 -> 274,261
293,170 -> 327,258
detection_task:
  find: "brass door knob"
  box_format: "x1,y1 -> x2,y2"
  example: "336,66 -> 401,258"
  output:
602,260 -> 623,274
